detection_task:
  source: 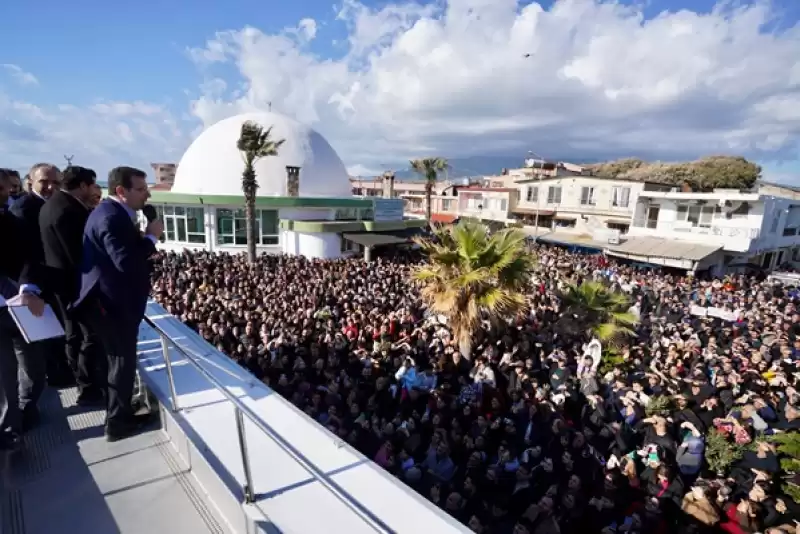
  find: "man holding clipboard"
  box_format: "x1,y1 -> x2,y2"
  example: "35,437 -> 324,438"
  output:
0,169 -> 53,450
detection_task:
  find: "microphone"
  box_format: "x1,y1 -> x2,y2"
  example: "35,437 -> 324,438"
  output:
142,204 -> 158,223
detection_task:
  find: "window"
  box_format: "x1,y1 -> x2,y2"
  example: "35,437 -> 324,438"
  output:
770,212 -> 781,234
729,202 -> 750,218
442,199 -> 454,212
580,187 -> 596,206
360,207 -> 374,220
259,210 -> 279,245
216,208 -> 279,246
157,205 -> 206,243
611,186 -> 631,208
676,204 -> 714,228
526,187 -> 538,202
546,186 -> 562,204
335,207 -> 359,220
500,199 -> 508,211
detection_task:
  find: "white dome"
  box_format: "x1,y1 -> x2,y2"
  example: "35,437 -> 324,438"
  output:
172,112 -> 352,198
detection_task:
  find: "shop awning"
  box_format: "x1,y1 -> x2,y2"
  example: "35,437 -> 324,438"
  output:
511,208 -> 555,217
605,237 -> 721,262
431,213 -> 459,224
342,233 -> 410,247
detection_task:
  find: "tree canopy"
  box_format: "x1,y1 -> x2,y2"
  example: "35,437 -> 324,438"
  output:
413,221 -> 535,358
587,155 -> 761,190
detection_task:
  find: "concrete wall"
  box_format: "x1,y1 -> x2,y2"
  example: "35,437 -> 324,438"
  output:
281,230 -> 342,259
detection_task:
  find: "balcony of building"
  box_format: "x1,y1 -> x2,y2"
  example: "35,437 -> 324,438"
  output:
3,303 -> 470,534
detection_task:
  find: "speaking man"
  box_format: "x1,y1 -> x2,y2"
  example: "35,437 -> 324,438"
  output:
40,166 -> 105,406
79,166 -> 163,441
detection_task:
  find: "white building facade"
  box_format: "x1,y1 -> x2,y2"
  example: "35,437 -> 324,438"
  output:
613,187 -> 800,273
512,175 -> 662,234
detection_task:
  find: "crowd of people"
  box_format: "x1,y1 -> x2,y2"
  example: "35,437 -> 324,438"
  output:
151,245 -> 800,534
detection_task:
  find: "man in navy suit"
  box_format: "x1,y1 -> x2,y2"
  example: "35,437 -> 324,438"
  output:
79,166 -> 163,441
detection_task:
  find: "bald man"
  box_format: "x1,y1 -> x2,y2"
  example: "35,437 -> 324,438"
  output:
10,163 -> 62,264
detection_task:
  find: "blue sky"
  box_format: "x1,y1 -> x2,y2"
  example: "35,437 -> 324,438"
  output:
1,0 -> 799,182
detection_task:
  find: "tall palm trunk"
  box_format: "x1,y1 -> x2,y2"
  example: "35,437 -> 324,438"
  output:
425,180 -> 433,223
458,335 -> 473,360
243,166 -> 258,263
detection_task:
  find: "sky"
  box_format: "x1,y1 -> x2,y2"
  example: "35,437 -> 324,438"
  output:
1,0 -> 799,183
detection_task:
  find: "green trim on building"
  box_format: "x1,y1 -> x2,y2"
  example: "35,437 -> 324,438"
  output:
101,188 -> 372,208
148,190 -> 372,208
280,219 -> 426,233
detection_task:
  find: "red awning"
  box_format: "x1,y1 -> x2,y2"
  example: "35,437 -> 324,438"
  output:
431,213 -> 458,224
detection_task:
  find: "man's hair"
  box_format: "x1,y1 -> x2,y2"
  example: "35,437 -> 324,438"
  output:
62,165 -> 97,191
0,168 -> 12,182
28,163 -> 60,179
8,169 -> 19,179
108,166 -> 147,192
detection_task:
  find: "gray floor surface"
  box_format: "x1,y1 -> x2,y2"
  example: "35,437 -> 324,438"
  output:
0,386 -> 230,534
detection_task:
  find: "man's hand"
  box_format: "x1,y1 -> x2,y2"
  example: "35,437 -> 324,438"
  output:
21,293 -> 45,317
146,219 -> 165,240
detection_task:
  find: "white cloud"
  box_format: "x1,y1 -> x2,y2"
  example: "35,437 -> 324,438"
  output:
1,64 -> 39,86
1,0 -> 800,182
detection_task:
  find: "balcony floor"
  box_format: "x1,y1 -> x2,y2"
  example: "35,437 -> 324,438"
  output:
0,386 -> 230,534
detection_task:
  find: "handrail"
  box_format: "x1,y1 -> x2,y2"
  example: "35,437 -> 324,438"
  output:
141,315 -> 395,534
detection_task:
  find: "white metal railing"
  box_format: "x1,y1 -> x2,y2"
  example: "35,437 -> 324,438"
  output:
141,316 -> 394,533
631,218 -> 760,239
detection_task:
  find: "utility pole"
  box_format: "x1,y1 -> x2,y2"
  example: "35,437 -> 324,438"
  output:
528,151 -> 544,238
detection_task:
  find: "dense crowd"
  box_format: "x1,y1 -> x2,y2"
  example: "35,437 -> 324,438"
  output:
151,245 -> 800,534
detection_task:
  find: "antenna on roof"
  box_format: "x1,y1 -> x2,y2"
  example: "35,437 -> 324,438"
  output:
64,154 -> 74,167
268,102 -> 272,112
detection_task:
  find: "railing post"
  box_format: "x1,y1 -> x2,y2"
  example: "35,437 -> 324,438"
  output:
160,336 -> 180,412
234,407 -> 256,503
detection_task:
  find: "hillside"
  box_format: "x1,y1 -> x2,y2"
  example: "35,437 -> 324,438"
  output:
586,155 -> 762,190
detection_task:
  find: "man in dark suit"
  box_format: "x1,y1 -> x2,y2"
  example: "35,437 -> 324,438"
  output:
40,166 -> 105,406
10,163 -> 61,264
79,166 -> 163,441
10,163 -> 72,386
0,169 -> 48,450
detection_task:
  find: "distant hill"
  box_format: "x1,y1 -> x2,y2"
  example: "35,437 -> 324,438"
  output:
391,155 -> 525,180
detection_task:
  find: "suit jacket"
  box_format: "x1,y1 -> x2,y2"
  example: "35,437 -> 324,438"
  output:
0,207 -> 45,292
80,198 -> 156,324
10,192 -> 46,263
40,190 -> 91,302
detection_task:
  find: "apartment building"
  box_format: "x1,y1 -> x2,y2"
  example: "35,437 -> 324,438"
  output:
512,175 -> 667,235
151,163 -> 177,188
610,184 -> 800,274
457,186 -> 518,224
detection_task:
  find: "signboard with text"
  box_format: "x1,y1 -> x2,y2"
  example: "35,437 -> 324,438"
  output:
373,198 -> 405,222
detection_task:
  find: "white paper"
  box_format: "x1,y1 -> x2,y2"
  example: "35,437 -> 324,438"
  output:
5,296 -> 65,343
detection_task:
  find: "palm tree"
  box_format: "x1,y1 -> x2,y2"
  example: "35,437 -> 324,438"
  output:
558,280 -> 638,344
236,121 -> 285,263
410,157 -> 448,223
413,221 -> 535,359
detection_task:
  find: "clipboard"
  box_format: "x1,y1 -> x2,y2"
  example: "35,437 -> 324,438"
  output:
3,297 -> 65,344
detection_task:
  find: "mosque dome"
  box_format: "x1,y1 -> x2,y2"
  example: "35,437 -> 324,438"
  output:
171,111 -> 352,198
